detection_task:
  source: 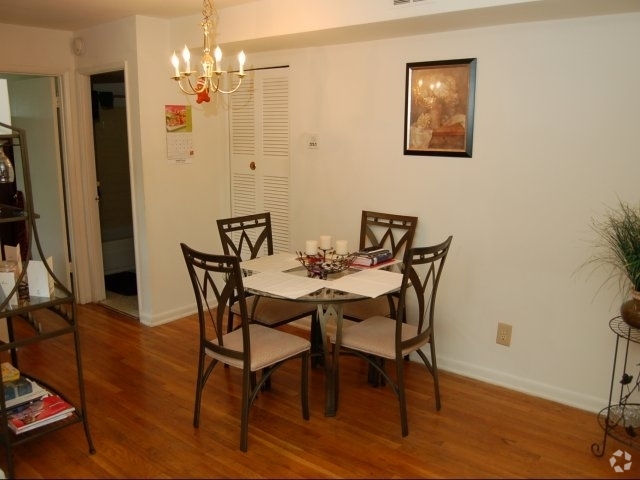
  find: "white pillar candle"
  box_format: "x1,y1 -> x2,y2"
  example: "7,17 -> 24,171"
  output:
305,240 -> 318,256
319,235 -> 332,250
335,240 -> 348,255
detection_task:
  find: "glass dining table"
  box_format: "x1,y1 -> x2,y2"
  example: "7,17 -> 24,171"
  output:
240,253 -> 403,417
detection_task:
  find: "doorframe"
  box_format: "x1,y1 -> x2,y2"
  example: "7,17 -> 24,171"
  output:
72,61 -> 137,304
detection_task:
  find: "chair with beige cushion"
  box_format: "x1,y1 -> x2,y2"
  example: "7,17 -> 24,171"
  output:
331,236 -> 452,436
181,243 -> 310,452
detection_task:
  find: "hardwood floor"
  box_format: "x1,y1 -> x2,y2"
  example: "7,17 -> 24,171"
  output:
2,303 -> 636,478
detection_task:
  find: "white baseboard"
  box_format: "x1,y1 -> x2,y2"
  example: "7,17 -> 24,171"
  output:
438,355 -> 606,413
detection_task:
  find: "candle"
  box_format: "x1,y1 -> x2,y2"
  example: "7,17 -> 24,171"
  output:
305,240 -> 318,256
214,46 -> 222,73
238,50 -> 245,75
319,235 -> 332,250
182,45 -> 191,73
335,240 -> 348,255
171,52 -> 180,77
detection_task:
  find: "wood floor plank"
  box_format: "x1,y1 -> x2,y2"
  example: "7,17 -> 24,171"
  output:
0,303 -> 636,478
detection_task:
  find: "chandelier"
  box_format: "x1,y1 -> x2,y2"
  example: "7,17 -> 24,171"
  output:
170,0 -> 246,101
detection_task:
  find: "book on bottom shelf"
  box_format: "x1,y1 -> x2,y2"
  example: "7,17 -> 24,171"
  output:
4,377 -> 49,409
7,394 -> 75,434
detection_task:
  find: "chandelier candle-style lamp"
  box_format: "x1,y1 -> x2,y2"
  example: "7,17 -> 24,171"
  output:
170,0 -> 246,100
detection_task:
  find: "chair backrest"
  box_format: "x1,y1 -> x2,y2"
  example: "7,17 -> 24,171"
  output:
359,210 -> 418,259
396,236 -> 453,352
217,212 -> 274,261
180,243 -> 250,363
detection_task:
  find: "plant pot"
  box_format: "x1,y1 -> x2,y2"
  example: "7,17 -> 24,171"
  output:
620,290 -> 640,329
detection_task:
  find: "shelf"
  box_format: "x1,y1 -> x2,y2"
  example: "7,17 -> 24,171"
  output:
0,204 -> 27,223
0,121 -> 95,477
0,292 -> 73,318
3,375 -> 85,446
596,404 -> 640,450
609,316 -> 640,344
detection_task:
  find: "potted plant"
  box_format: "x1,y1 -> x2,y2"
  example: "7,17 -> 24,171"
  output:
588,199 -> 640,328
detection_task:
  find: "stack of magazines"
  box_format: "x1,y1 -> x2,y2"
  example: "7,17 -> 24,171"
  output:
2,364 -> 75,435
352,248 -> 393,267
6,391 -> 75,434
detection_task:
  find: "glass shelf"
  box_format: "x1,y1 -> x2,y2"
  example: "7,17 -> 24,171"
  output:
597,404 -> 640,450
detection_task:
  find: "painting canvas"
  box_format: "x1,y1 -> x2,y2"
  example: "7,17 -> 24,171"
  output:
404,58 -> 477,157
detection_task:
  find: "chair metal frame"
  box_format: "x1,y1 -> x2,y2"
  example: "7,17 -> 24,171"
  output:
343,210 -> 418,322
335,236 -> 452,436
359,210 -> 418,259
216,212 -> 317,332
217,212 -> 273,261
181,243 -> 310,451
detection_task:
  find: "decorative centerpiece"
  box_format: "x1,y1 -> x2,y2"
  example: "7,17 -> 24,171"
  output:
296,250 -> 357,279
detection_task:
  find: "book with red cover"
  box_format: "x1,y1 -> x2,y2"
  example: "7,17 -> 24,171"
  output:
7,394 -> 75,434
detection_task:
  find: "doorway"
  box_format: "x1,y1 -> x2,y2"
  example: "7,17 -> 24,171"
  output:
90,71 -> 138,318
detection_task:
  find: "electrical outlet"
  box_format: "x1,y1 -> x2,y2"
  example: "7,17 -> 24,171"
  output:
496,322 -> 512,347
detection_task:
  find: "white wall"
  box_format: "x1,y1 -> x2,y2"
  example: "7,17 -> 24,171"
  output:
235,13 -> 640,412
2,8 -> 640,412
70,16 -> 230,324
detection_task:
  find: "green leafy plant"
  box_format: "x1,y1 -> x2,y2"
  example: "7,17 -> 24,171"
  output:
589,200 -> 640,295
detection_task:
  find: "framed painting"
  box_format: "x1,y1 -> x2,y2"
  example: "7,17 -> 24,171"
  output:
404,58 -> 477,157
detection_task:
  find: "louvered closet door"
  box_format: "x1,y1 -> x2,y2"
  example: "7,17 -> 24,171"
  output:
229,67 -> 290,253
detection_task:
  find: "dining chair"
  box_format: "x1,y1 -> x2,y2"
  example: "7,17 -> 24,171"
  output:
180,243 -> 310,452
216,212 -> 318,333
342,210 -> 418,322
331,236 -> 452,436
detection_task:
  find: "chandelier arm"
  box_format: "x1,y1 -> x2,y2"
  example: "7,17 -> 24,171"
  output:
176,81 -> 197,96
173,77 -> 210,96
212,75 -> 245,95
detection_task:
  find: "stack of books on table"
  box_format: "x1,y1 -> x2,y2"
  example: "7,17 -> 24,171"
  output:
352,248 -> 393,267
1,362 -> 75,434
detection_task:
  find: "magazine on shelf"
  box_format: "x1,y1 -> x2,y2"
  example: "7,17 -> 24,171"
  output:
5,378 -> 49,409
7,394 -> 75,434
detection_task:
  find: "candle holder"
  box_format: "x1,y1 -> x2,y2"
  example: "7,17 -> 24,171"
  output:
296,250 -> 357,279
318,247 -> 333,261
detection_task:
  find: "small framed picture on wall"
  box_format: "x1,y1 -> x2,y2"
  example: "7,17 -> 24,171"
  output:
404,58 -> 477,157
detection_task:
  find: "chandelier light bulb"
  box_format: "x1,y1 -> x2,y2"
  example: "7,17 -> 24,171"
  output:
214,46 -> 222,73
182,45 -> 191,73
171,52 -> 180,77
238,51 -> 246,75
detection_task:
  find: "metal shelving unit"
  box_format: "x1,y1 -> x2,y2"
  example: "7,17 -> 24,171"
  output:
0,122 -> 95,478
592,316 -> 640,457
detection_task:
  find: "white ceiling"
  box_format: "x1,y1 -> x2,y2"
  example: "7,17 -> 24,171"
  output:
0,0 -> 254,31
1,0 -> 639,53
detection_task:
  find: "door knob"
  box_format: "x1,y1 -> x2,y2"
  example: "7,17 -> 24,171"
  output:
249,161 -> 256,171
